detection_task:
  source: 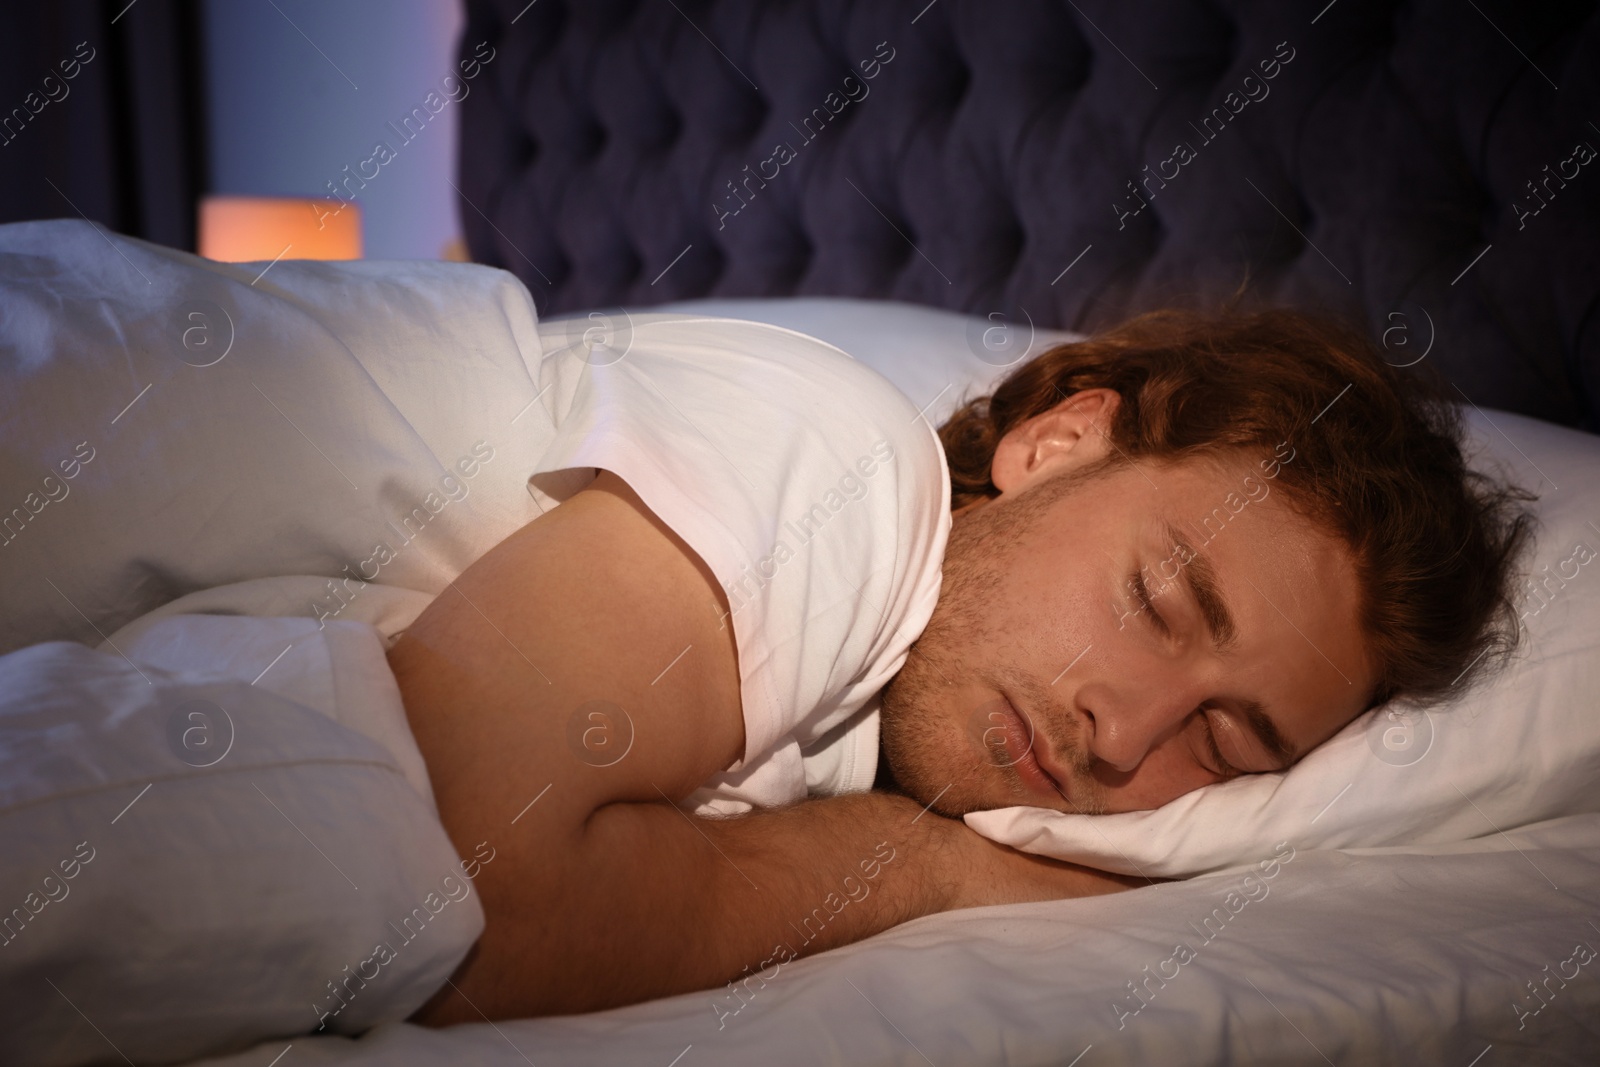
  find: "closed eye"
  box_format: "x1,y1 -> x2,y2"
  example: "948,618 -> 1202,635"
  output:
1198,710 -> 1241,779
1134,572 -> 1245,778
1132,571 -> 1171,637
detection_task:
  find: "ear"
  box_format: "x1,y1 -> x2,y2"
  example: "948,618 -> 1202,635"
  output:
990,388 -> 1122,494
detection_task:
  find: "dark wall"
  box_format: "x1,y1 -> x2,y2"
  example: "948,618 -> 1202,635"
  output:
0,0 -> 207,252
457,0 -> 1600,429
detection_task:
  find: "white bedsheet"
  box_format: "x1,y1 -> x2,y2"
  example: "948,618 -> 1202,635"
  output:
186,812 -> 1600,1066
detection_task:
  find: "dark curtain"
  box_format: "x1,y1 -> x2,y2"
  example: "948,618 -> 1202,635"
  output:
0,0 -> 207,252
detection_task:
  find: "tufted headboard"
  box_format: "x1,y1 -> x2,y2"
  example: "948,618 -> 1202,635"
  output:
456,0 -> 1600,428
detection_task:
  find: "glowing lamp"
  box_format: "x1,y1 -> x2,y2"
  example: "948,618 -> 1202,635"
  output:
197,195 -> 362,262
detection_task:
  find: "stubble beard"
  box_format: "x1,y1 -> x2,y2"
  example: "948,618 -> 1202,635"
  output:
880,491 -> 1013,816
882,472 -> 1070,816
880,467 -> 1110,818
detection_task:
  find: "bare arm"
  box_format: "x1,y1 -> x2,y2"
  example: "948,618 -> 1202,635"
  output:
389,471 -> 1138,1024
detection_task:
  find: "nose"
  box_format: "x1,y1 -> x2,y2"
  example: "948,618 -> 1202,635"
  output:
1078,679 -> 1201,773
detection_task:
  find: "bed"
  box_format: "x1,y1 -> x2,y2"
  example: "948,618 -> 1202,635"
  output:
0,224 -> 1595,1067
2,0 -> 1599,1064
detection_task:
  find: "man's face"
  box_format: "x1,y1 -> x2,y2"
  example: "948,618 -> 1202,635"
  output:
881,389 -> 1376,817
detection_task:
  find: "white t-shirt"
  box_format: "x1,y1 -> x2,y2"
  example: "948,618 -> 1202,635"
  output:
526,315 -> 950,814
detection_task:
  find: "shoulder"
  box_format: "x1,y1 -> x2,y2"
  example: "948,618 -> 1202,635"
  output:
533,312 -> 949,551
628,314 -> 932,432
529,313 -> 951,767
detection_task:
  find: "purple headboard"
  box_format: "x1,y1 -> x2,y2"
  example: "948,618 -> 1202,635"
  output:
456,0 -> 1600,428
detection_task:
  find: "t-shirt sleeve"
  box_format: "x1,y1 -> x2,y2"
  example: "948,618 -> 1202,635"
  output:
520,315 -> 949,804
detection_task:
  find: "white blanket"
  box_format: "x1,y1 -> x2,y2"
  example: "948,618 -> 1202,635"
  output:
0,595 -> 485,1067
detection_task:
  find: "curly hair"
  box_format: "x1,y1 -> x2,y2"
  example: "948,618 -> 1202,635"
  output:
938,307 -> 1536,710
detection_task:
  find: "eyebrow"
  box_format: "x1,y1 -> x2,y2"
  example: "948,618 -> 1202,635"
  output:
1160,522 -> 1298,770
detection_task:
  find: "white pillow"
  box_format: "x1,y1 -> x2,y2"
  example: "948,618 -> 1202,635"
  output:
0,219 -> 548,656
0,629 -> 486,1067
966,409 -> 1600,876
565,295 -> 1085,426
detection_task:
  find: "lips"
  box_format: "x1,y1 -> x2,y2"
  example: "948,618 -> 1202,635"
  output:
996,696 -> 1070,806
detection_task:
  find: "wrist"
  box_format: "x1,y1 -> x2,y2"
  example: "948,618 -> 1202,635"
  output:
893,797 -> 976,915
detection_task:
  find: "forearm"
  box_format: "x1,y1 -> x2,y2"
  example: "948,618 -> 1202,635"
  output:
436,790 -> 948,1020
587,791 -> 953,1007
434,789 -> 1137,1022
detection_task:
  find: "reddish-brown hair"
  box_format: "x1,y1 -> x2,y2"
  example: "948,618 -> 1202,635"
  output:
939,307 -> 1535,709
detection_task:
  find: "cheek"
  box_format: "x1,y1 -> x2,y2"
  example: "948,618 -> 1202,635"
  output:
941,499 -> 1135,681
1008,547 -> 1111,647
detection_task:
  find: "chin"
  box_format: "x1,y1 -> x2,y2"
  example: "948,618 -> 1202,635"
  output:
880,646 -> 1025,818
879,714 -> 1014,818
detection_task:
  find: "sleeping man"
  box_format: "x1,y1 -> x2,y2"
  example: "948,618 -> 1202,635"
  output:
387,307 -> 1529,1024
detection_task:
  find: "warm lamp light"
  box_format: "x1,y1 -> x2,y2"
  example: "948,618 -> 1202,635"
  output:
198,195 -> 362,262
